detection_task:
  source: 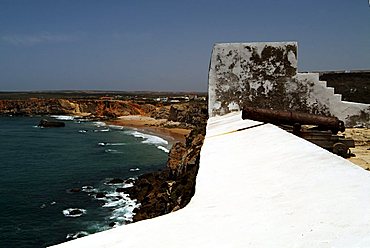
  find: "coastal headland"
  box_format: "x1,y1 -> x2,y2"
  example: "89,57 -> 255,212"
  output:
0,91 -> 208,224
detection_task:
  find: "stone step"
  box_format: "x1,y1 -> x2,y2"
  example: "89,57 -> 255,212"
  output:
318,80 -> 327,87
334,94 -> 342,102
311,73 -> 320,81
326,87 -> 335,95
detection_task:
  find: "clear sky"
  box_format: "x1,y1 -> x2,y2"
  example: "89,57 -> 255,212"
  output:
0,0 -> 369,92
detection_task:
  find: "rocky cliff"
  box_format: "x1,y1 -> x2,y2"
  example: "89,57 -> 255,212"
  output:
121,103 -> 208,222
122,127 -> 205,222
0,99 -> 156,118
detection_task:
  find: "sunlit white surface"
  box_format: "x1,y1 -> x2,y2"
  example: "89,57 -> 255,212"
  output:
51,111 -> 370,248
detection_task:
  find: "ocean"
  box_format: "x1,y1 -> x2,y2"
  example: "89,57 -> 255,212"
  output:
0,116 -> 171,247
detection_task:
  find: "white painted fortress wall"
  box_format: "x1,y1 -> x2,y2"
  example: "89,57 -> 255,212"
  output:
208,42 -> 370,126
51,111 -> 370,247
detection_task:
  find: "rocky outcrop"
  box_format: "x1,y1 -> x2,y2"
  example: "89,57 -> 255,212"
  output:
38,119 -> 65,127
125,128 -> 205,222
106,178 -> 124,184
168,102 -> 208,129
114,103 -> 207,221
149,106 -> 171,120
0,99 -> 208,125
0,99 -> 154,118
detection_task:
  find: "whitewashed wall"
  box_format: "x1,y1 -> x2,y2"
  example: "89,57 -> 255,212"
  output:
208,42 -> 370,126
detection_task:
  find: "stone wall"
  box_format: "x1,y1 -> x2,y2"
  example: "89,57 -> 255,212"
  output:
208,42 -> 370,127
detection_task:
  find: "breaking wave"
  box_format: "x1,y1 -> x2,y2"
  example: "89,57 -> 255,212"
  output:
104,149 -> 123,154
157,146 -> 170,153
92,121 -> 106,127
98,142 -> 126,146
108,125 -> 124,130
110,201 -> 138,223
63,208 -> 87,218
51,115 -> 76,121
103,192 -> 139,223
81,186 -> 96,193
66,231 -> 89,240
93,128 -> 110,132
124,130 -> 168,145
93,180 -> 138,226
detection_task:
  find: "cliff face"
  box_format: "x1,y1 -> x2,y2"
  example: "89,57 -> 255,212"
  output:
168,102 -> 208,129
117,101 -> 207,221
0,99 -> 72,115
124,128 -> 205,222
0,98 -> 208,121
0,99 -> 154,118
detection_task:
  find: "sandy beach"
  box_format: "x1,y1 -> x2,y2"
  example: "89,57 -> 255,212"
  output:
344,128 -> 370,170
107,115 -> 191,144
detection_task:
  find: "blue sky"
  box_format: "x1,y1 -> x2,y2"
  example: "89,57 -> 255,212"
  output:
0,0 -> 369,91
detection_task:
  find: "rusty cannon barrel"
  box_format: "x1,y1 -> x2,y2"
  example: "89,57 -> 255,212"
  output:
242,107 -> 345,134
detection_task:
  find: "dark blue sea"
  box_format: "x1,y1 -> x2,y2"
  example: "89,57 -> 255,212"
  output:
0,116 -> 170,247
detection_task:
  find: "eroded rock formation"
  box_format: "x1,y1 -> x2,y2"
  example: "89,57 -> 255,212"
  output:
124,127 -> 205,222
0,99 -> 209,129
0,99 -> 153,118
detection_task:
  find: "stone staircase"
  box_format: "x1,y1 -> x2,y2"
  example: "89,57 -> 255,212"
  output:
208,41 -> 369,126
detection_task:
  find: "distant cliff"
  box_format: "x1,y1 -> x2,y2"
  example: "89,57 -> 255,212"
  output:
0,99 -> 157,118
0,98 -> 208,129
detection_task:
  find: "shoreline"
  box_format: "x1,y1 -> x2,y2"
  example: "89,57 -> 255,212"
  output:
107,116 -> 191,144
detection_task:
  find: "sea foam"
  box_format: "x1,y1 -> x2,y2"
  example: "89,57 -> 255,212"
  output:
92,121 -> 107,127
157,145 -> 170,153
109,196 -> 139,223
66,231 -> 89,240
51,115 -> 76,121
63,208 -> 87,218
104,149 -> 123,154
108,142 -> 127,146
98,142 -> 126,146
124,130 -> 168,145
108,125 -> 124,130
92,185 -> 139,226
81,186 -> 96,193
94,128 -> 110,132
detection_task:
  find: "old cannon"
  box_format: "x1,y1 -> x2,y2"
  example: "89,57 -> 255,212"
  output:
242,107 -> 345,134
242,107 -> 354,158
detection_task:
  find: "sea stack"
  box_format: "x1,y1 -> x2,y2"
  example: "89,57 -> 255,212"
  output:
38,119 -> 65,128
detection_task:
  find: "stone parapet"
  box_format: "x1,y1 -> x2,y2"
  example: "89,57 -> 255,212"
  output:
208,42 -> 370,127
